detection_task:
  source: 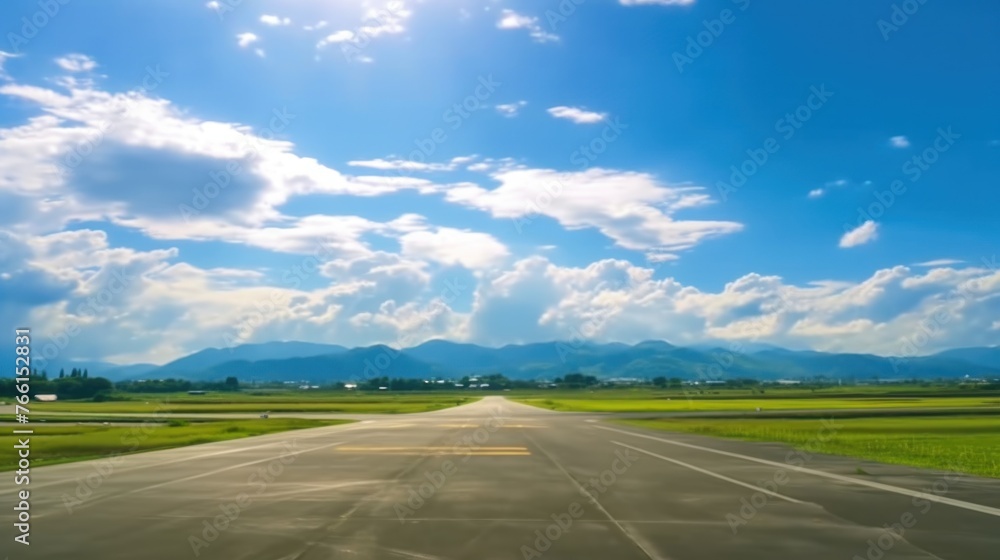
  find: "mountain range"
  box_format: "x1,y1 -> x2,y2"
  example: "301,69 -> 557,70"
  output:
39,341 -> 1000,383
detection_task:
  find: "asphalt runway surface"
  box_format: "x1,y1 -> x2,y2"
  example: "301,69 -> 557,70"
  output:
2,396 -> 999,559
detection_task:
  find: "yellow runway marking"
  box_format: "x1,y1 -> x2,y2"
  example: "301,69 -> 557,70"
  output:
435,424 -> 542,428
336,446 -> 531,456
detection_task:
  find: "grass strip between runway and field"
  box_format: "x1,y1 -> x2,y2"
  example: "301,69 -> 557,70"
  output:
618,415 -> 1000,479
515,395 -> 1000,413
24,395 -> 476,414
0,418 -> 351,471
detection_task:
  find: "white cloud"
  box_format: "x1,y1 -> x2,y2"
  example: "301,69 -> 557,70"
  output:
914,259 -> 963,267
205,1 -> 220,10
347,155 -> 476,173
0,74 -> 485,245
0,51 -> 19,80
547,106 -> 607,124
399,226 -> 510,270
260,14 -> 291,26
839,220 -> 879,248
316,2 -> 413,51
304,20 -> 328,31
317,30 -> 355,47
236,32 -> 259,48
497,9 -> 559,43
495,101 -> 528,117
808,188 -> 824,198
54,54 -> 97,73
443,167 -> 742,258
890,135 -> 910,148
9,224 -> 1000,364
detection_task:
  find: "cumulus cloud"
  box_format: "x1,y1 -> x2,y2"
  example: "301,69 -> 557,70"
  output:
547,106 -> 607,124
443,167 -> 742,259
8,225 -> 1000,364
840,220 -> 879,248
497,9 -> 559,43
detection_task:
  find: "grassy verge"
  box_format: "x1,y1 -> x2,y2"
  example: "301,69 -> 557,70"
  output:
1,418 -> 350,470
27,395 -> 476,414
619,416 -> 1000,478
514,396 -> 1000,413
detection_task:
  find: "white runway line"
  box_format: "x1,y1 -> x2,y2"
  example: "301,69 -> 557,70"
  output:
597,425 -> 1000,518
611,441 -> 804,504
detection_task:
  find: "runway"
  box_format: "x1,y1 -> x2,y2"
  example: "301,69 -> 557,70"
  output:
2,396 -> 999,559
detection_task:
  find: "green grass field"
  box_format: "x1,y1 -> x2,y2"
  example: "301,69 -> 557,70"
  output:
619,416 -> 1000,478
0,418 -> 350,470
514,395 -> 1000,413
26,393 -> 477,414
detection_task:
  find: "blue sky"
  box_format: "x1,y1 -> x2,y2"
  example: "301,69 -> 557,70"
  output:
0,0 -> 998,365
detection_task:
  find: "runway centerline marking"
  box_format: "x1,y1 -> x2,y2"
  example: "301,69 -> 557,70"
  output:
524,433 -> 665,560
597,425 -> 1000,518
612,441 -> 804,504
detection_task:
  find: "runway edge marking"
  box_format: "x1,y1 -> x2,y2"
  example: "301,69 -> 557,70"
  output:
596,425 -> 1000,518
611,441 -> 804,504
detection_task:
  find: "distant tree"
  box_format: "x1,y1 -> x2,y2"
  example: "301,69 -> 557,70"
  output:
223,377 -> 239,391
83,369 -> 89,378
652,376 -> 667,388
59,368 -> 65,379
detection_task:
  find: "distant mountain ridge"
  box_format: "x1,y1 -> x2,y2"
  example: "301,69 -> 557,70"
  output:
65,340 -> 1000,383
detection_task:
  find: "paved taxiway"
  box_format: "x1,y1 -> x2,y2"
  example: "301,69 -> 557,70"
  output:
2,396 -> 999,559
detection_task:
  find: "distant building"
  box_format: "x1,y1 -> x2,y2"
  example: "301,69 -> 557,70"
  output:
34,394 -> 58,402
187,390 -> 206,395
